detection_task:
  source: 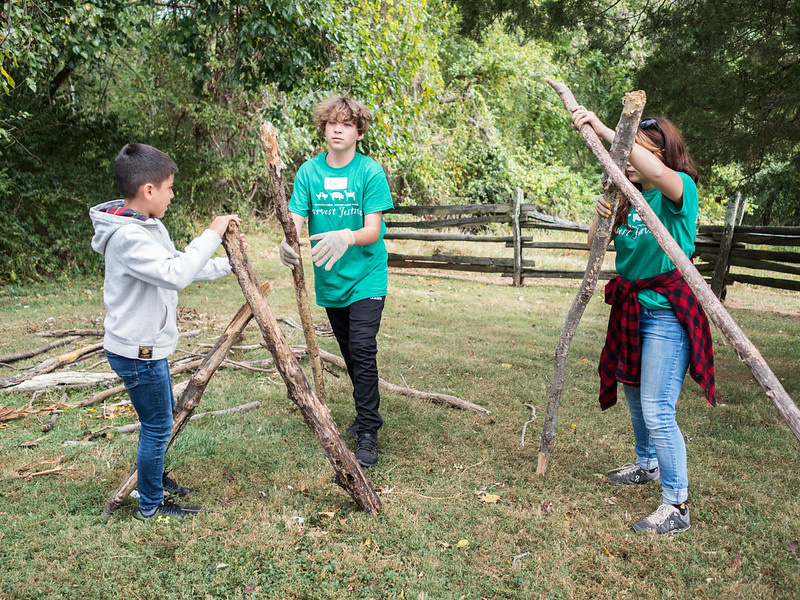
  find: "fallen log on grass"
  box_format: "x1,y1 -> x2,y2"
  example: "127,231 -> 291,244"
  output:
222,223 -> 382,514
0,342 -> 104,390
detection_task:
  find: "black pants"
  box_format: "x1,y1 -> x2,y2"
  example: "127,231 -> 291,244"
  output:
325,296 -> 385,434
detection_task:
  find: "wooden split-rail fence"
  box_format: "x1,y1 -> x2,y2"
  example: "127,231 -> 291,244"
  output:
384,188 -> 800,296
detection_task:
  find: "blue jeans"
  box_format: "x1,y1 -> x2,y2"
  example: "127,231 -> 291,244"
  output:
622,308 -> 690,505
326,297 -> 385,434
105,351 -> 174,512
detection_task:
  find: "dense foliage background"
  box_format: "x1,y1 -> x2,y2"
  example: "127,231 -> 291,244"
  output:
1,0 -> 797,283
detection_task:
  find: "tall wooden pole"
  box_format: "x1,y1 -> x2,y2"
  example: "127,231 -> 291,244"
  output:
537,83 -> 645,475
258,121 -> 327,402
221,223 -> 382,514
544,80 -> 800,449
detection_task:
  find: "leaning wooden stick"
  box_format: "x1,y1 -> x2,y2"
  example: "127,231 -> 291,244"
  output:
222,222 -> 381,514
537,84 -> 645,475
102,282 -> 271,514
545,79 -> 800,449
258,121 -> 327,403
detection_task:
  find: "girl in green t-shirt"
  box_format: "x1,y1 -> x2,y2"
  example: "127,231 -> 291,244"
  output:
573,106 -> 707,535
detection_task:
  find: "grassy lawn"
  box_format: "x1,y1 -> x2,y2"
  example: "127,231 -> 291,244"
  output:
1,226 -> 798,599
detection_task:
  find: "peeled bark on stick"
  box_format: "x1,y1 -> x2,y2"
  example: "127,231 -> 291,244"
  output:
222,223 -> 381,514
292,346 -> 490,415
0,342 -> 104,390
102,282 -> 272,514
258,121 -> 327,403
545,80 -> 800,450
537,84 -> 646,475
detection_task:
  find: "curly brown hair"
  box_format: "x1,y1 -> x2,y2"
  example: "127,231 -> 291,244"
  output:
312,96 -> 373,137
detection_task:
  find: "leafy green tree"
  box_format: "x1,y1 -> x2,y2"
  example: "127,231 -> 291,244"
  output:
453,0 -> 800,224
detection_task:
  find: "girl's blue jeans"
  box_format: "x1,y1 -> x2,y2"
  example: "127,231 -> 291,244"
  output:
622,308 -> 690,505
105,351 -> 174,512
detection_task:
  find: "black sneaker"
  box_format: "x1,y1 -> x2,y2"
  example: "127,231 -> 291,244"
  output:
345,420 -> 358,436
163,471 -> 195,497
133,499 -> 202,522
355,432 -> 378,467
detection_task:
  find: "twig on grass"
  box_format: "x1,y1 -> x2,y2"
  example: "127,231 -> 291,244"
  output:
14,455 -> 74,479
114,401 -> 263,434
520,403 -> 537,446
512,552 -> 531,566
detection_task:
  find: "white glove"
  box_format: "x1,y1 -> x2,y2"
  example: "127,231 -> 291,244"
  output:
309,229 -> 355,271
279,238 -> 300,269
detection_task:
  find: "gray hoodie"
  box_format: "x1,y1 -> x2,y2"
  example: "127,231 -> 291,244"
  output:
90,200 -> 231,360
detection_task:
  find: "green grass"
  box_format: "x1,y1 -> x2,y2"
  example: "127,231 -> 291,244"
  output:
1,226 -> 799,599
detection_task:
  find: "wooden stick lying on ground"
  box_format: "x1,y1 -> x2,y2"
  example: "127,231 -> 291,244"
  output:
102,282 -> 271,514
115,401 -> 262,434
537,84 -> 644,475
544,79 -> 800,449
32,329 -> 104,337
222,222 -> 381,514
259,121 -> 327,402
291,345 -> 489,415
0,342 -> 104,390
0,336 -> 81,364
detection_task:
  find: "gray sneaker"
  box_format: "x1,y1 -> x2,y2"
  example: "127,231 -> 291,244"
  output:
607,463 -> 660,485
631,503 -> 690,534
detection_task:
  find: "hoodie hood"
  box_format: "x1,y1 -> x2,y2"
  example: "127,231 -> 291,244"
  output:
90,200 -> 157,255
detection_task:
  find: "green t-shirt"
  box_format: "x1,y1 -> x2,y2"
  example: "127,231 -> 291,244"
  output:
288,152 -> 394,308
613,172 -> 699,310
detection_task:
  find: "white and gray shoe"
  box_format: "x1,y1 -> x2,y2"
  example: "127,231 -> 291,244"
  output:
607,463 -> 660,485
632,503 -> 691,534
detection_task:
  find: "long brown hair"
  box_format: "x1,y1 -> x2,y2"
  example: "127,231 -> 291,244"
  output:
613,116 -> 698,232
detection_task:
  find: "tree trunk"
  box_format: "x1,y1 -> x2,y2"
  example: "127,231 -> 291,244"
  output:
258,121 -> 327,403
222,223 -> 382,514
102,282 -> 272,514
547,81 -> 800,447
537,82 -> 646,475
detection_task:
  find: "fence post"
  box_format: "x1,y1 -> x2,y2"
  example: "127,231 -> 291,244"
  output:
512,187 -> 523,286
711,191 -> 742,299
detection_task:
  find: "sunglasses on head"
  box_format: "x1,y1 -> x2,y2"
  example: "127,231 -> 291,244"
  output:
640,118 -> 663,135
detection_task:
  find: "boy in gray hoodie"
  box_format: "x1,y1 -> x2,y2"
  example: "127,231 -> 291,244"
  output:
90,143 -> 242,521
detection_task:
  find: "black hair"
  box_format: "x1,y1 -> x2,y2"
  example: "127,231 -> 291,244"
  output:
114,143 -> 178,199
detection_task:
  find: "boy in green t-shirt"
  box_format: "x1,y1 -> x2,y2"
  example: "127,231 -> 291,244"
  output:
279,96 -> 394,467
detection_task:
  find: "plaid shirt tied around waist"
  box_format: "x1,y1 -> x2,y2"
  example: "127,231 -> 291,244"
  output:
598,268 -> 716,410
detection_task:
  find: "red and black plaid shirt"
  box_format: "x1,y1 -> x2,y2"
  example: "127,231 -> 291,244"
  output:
598,268 -> 716,410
